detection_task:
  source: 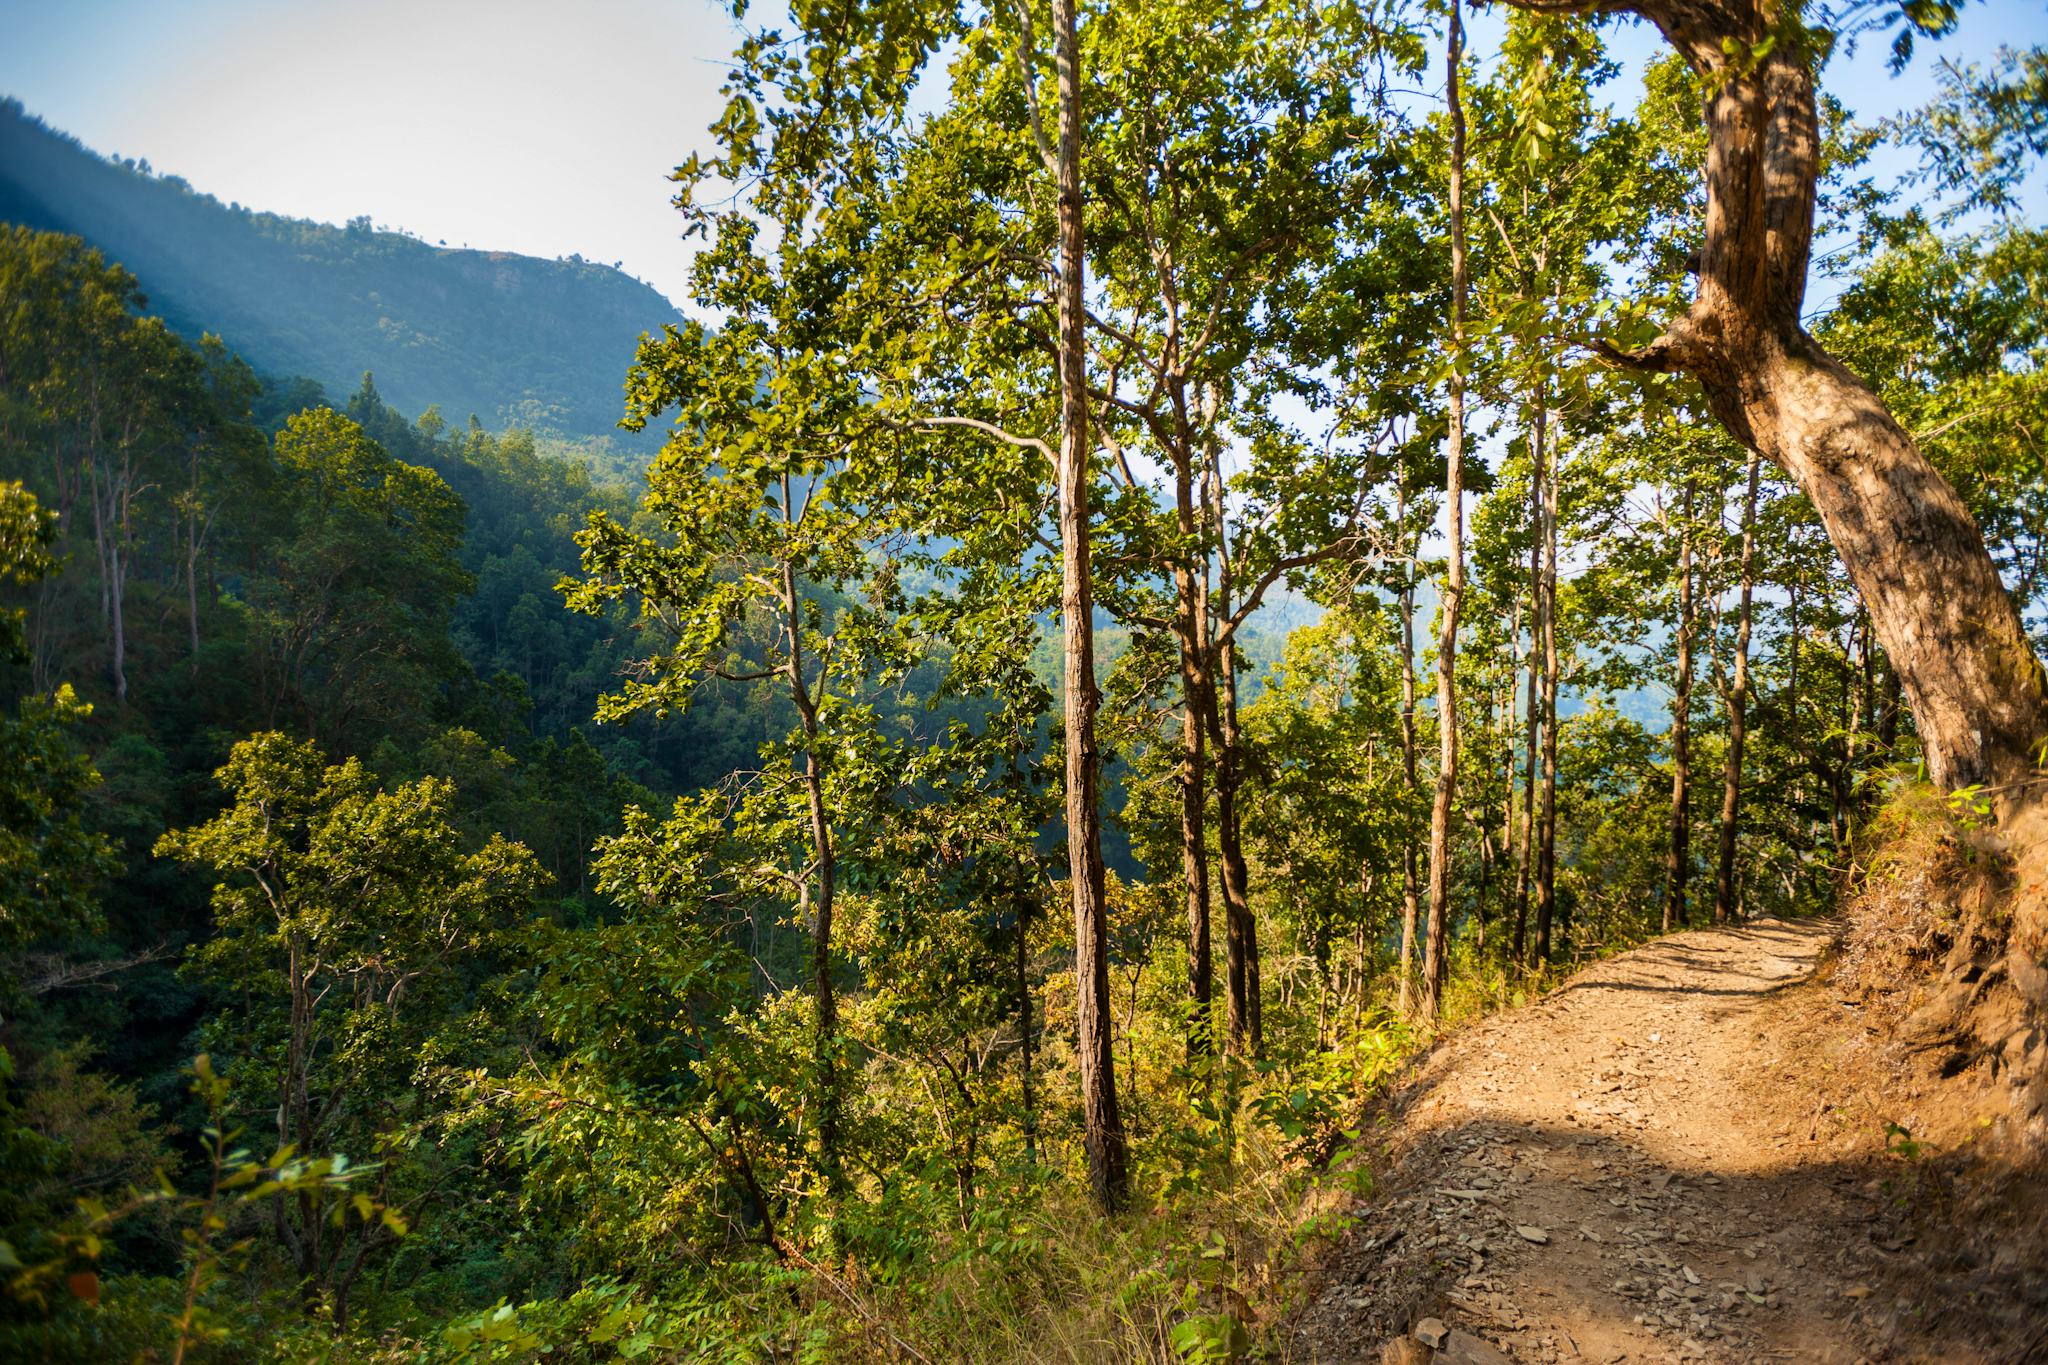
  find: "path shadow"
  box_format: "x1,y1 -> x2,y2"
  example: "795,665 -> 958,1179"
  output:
1289,1116 -> 2047,1364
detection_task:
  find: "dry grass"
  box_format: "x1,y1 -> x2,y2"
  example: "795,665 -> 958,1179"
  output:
1837,783 -> 2010,1008
794,1117 -> 1367,1365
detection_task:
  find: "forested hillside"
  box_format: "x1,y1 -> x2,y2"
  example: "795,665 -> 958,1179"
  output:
0,100 -> 679,447
2,0 -> 2045,1362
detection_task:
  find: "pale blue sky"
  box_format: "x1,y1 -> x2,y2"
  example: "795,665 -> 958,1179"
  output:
0,0 -> 743,305
2,0 -> 2043,313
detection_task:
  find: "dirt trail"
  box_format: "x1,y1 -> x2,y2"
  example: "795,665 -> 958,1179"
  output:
1291,918 -> 1985,1364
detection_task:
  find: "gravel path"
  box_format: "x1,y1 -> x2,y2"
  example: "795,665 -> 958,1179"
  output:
1292,917 -> 1945,1364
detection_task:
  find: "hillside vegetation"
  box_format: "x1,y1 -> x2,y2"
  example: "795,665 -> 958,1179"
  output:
0,99 -> 678,443
1,2 -> 2046,1363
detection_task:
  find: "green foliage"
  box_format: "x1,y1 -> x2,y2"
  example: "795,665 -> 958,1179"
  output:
0,481 -> 114,955
0,0 -> 2043,1359
0,689 -> 112,953
0,480 -> 56,659
240,407 -> 472,747
0,99 -> 677,443
1,1054 -> 392,1364
158,733 -> 544,1327
1887,44 -> 2047,220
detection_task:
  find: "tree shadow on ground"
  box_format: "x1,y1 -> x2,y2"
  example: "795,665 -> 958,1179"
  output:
1292,1115 -> 2047,1364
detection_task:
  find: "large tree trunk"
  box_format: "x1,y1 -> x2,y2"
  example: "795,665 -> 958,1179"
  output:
1664,479 -> 1696,933
1531,0 -> 2048,794
1050,0 -> 1128,1213
1715,450 -> 1761,924
1420,0 -> 1469,1021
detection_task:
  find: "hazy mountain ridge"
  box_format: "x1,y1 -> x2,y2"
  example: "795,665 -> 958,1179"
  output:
0,99 -> 680,441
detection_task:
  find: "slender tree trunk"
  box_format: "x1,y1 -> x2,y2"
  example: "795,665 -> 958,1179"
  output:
88,440 -> 110,628
1398,556 -> 1420,1014
1857,610 -> 1873,750
1213,635 -> 1260,1056
1497,663 -> 1514,948
1512,387 -> 1547,964
186,451 -> 204,673
1050,0 -> 1127,1211
1788,572 -> 1801,729
1534,415 -> 1560,965
1175,511 -> 1213,1060
781,555 -> 842,1194
1513,667 -> 1537,965
108,536 -> 128,704
1353,917 -> 1369,1027
186,531 -> 203,670
1715,450 -> 1760,924
1848,609 -> 1872,842
1475,685 -> 1495,950
1420,0 -> 1468,1021
1665,480 -> 1696,933
1015,870 -> 1037,1167
1204,446 -> 1259,1058
1878,662 -> 1902,754
100,419 -> 136,705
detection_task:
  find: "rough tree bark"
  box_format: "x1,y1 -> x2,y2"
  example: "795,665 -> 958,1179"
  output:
1715,449 -> 1761,924
1501,0 -> 2048,795
1420,0 -> 1470,1021
1050,0 -> 1128,1213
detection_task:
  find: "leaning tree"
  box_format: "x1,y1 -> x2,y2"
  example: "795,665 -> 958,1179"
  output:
1495,0 -> 2047,797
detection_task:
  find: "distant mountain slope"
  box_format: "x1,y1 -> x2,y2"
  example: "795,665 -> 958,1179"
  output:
0,99 -> 681,441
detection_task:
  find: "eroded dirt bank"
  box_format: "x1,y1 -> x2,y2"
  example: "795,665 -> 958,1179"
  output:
1290,918 -> 2047,1364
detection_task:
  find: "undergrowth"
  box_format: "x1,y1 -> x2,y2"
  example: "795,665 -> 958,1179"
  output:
1838,780 -> 2010,1003
241,1029 -> 1413,1365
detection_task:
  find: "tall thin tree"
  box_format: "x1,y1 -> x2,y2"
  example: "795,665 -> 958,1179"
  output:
1533,410 -> 1560,964
1049,0 -> 1128,1212
1397,491 -> 1421,1013
1512,380 -> 1547,964
1714,449 -> 1761,924
1664,477 -> 1696,933
1420,0 -> 1469,1020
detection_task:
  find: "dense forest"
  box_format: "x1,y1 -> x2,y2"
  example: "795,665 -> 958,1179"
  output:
0,99 -> 679,453
2,0 -> 2045,1360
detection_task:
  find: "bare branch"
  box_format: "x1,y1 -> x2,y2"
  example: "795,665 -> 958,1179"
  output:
907,415 -> 1054,462
1005,0 -> 1060,178
17,943 -> 175,996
